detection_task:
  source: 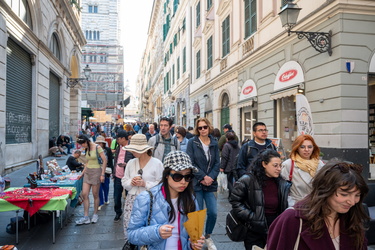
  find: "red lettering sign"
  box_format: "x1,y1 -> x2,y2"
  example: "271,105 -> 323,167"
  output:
242,86 -> 254,95
279,69 -> 297,82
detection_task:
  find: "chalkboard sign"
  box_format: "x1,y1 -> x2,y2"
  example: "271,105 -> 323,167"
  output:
6,111 -> 31,143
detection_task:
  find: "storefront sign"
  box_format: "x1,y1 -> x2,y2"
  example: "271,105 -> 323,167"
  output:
274,61 -> 304,91
239,80 -> 257,101
296,94 -> 314,136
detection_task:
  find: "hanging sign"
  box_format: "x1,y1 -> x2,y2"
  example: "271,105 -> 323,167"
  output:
274,61 -> 304,91
239,80 -> 257,101
296,94 -> 314,136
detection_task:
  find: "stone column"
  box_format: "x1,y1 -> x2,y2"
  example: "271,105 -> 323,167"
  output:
69,86 -> 82,141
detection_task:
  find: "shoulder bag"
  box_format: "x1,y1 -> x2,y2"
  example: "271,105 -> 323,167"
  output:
225,209 -> 248,242
122,190 -> 154,250
96,145 -> 111,174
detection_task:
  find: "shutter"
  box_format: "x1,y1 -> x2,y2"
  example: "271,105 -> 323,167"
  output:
49,72 -> 60,139
6,39 -> 32,144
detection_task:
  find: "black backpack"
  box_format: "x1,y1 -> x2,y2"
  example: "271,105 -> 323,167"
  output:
233,143 -> 251,180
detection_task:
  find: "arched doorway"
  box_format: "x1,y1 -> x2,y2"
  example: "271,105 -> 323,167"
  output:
220,93 -> 230,129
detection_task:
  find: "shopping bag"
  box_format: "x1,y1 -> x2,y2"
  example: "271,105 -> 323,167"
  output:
217,172 -> 228,193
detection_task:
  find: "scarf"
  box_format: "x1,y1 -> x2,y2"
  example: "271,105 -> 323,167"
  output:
292,154 -> 320,177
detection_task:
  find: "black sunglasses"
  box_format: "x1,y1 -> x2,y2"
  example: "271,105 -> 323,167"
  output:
198,125 -> 208,130
169,173 -> 194,182
138,169 -> 143,176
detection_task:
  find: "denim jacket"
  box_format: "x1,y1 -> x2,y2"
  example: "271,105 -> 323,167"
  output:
127,184 -> 198,250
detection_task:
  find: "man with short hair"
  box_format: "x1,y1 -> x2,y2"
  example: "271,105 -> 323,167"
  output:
218,124 -> 239,151
148,117 -> 180,162
145,124 -> 158,141
236,122 -> 276,178
113,130 -> 134,222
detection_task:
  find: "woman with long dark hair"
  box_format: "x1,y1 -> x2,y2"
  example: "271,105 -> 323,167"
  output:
281,134 -> 324,206
267,161 -> 369,250
76,134 -> 107,224
229,149 -> 291,249
127,151 -> 204,249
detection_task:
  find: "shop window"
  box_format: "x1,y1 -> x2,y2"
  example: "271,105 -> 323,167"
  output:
277,96 -> 297,156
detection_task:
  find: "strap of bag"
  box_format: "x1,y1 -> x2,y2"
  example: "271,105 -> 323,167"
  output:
96,145 -> 102,165
146,190 -> 153,226
293,217 -> 303,250
289,160 -> 294,181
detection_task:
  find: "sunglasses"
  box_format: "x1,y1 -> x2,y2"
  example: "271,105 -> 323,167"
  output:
169,173 -> 194,182
198,126 -> 208,130
138,169 -> 143,176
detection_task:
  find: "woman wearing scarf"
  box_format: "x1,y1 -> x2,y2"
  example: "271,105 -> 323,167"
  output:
281,134 -> 324,207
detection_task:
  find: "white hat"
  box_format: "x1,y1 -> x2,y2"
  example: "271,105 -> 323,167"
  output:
123,134 -> 153,154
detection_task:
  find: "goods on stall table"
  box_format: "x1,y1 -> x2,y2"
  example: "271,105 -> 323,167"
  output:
46,159 -> 62,175
0,245 -> 17,250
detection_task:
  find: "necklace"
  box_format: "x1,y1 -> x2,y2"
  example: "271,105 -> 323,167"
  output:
325,218 -> 340,239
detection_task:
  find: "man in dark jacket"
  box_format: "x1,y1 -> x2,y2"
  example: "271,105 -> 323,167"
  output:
66,150 -> 84,171
113,131 -> 134,222
56,134 -> 72,154
218,124 -> 239,151
236,122 -> 276,178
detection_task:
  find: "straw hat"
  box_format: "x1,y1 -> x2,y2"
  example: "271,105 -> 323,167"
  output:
95,135 -> 107,144
123,134 -> 153,154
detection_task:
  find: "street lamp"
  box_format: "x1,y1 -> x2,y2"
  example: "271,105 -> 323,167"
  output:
279,2 -> 332,56
66,64 -> 92,88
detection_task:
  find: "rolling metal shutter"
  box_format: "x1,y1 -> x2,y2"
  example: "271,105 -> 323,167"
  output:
49,72 -> 60,139
6,39 -> 32,144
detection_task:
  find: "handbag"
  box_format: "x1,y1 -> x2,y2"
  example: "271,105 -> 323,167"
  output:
225,209 -> 248,242
122,190 -> 154,250
105,167 -> 112,174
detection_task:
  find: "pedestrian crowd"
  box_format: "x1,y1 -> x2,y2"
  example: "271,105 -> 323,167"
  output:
53,118 -> 371,250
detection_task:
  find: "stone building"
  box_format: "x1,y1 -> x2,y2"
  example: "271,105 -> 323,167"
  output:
0,0 -> 86,172
80,0 -> 124,122
140,0 -> 375,178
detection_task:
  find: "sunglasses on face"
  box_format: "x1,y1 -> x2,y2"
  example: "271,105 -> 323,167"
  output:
169,173 -> 194,182
198,126 -> 208,130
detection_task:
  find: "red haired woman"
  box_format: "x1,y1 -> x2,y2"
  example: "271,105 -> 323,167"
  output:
281,134 -> 324,206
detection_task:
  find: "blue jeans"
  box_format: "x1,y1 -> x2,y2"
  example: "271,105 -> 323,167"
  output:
195,190 -> 217,235
113,176 -> 123,216
99,176 -> 110,206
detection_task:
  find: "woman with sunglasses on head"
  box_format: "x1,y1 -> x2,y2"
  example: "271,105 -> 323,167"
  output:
186,118 -> 220,250
127,151 -> 205,249
121,134 -> 164,240
75,134 -> 107,225
280,134 -> 324,207
267,161 -> 369,250
229,149 -> 291,249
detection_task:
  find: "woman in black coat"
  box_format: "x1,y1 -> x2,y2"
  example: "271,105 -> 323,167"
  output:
220,132 -> 240,196
229,149 -> 291,249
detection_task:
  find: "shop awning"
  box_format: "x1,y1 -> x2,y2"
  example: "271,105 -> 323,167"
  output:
270,87 -> 298,100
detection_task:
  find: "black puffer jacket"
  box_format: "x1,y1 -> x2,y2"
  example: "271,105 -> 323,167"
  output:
229,173 -> 291,234
220,140 -> 240,173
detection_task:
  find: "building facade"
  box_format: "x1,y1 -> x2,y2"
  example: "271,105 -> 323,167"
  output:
140,0 -> 375,179
0,0 -> 85,172
80,0 -> 124,123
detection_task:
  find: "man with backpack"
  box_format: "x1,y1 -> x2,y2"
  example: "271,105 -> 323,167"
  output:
148,117 -> 180,162
236,122 -> 276,178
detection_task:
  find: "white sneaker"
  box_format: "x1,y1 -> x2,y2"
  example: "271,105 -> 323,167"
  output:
205,238 -> 217,250
91,214 -> 99,223
76,216 -> 90,225
104,201 -> 110,205
98,205 -> 103,211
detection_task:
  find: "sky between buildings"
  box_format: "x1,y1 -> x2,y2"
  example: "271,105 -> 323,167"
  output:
121,0 -> 154,93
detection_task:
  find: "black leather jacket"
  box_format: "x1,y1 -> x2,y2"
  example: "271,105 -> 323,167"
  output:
229,173 -> 291,234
